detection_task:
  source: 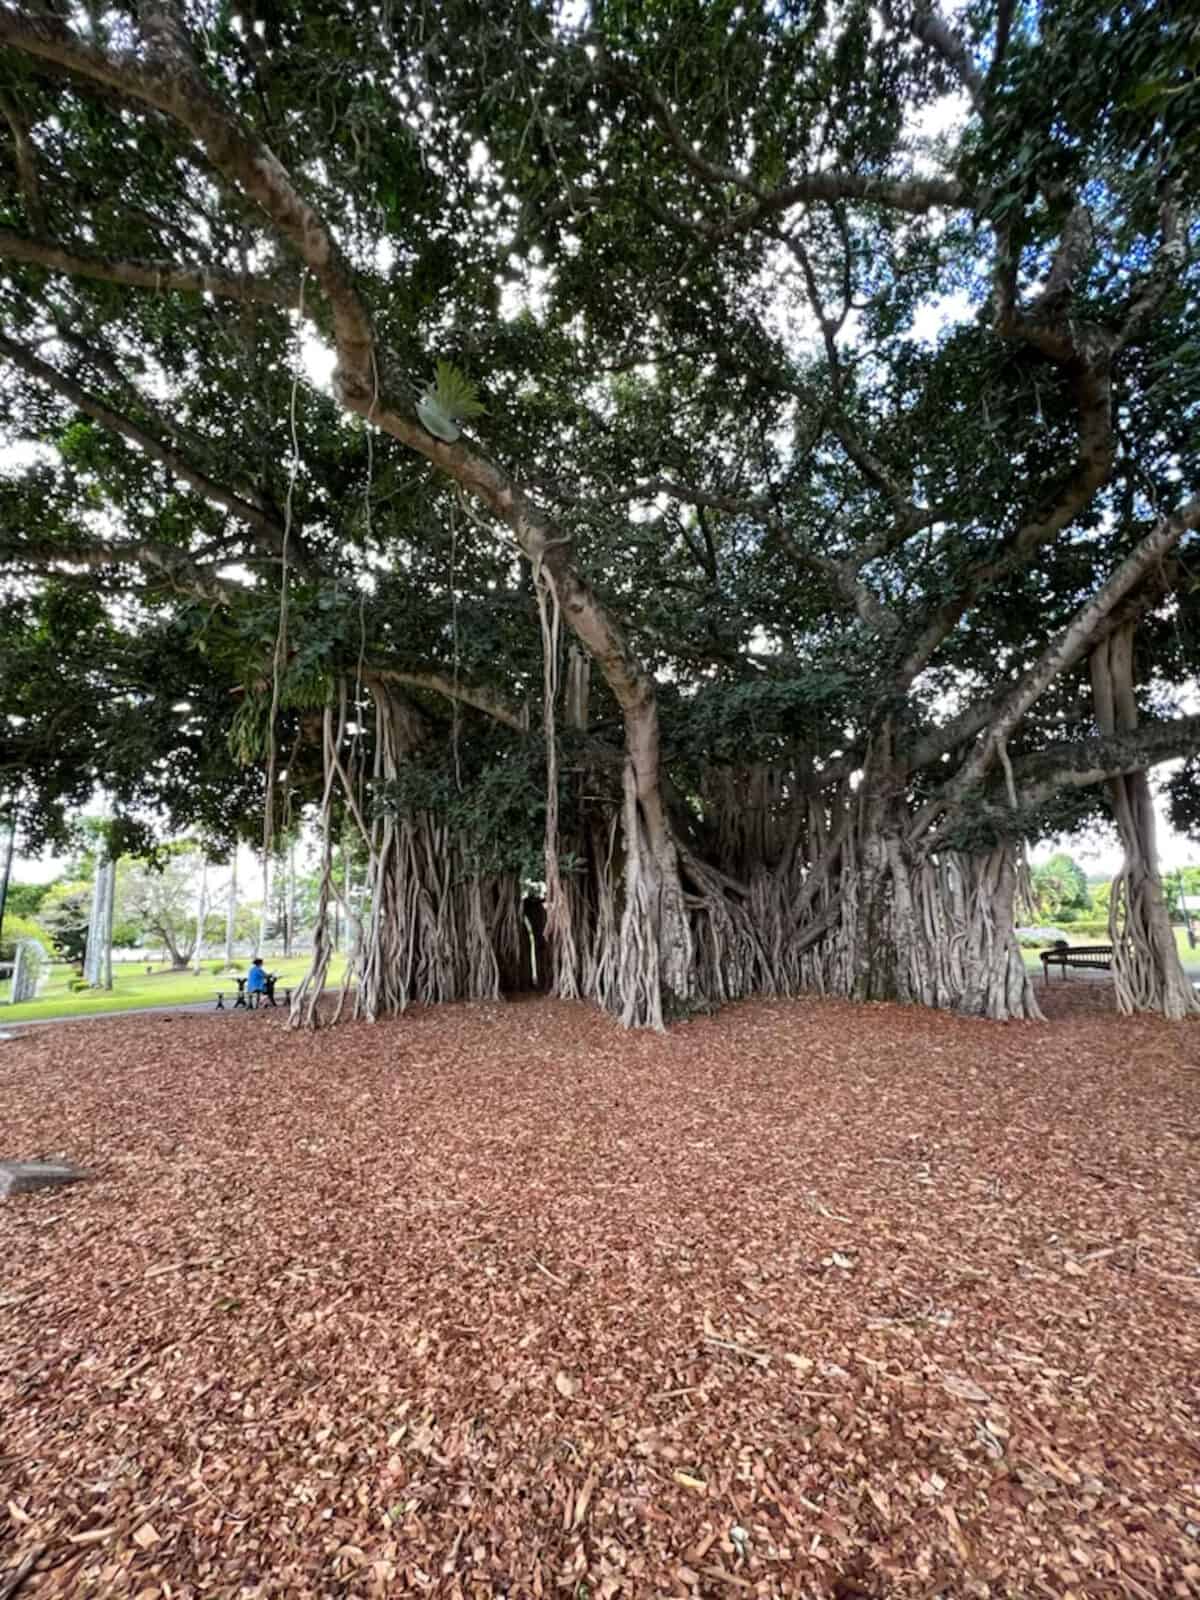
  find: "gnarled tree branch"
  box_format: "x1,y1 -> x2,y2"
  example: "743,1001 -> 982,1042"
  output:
0,226 -> 298,306
1,534 -> 247,602
0,328 -> 289,559
920,488 -> 1200,828
364,667 -> 529,734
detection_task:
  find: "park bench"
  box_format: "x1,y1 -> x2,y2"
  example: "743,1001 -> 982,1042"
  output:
215,977 -> 248,1010
262,974 -> 292,1008
214,974 -> 293,1010
1039,943 -> 1113,981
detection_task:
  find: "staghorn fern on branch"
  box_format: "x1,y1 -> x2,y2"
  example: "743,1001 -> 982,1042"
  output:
416,360 -> 488,443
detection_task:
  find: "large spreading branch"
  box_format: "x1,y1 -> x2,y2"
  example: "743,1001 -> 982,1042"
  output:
919,488 -> 1200,832
602,54 -> 971,243
1,533 -> 247,603
947,714 -> 1200,843
0,0 -> 686,845
894,197 -> 1188,689
900,2 -> 986,112
365,668 -> 529,734
1011,715 -> 1200,798
900,577 -> 1175,780
0,328 -> 290,562
0,227 -> 297,306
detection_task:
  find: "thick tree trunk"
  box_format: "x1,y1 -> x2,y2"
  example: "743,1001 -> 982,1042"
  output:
224,851 -> 237,966
840,826 -> 1040,1020
929,847 -> 1042,1021
1091,627 -> 1197,1018
256,853 -> 269,957
191,856 -> 207,975
83,856 -> 115,989
526,590 -> 695,1028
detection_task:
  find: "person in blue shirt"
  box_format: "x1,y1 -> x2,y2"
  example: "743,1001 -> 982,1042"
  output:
246,957 -> 269,1006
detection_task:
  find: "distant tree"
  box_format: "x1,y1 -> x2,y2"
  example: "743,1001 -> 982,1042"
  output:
110,911 -> 144,950
36,880 -> 92,964
0,912 -> 51,963
117,850 -> 206,969
1032,853 -> 1093,924
4,882 -> 49,919
201,898 -> 257,948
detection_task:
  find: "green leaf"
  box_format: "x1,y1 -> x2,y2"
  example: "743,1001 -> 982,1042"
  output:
1124,76 -> 1170,108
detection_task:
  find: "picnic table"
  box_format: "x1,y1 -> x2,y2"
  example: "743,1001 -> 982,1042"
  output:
214,973 -> 292,1010
1039,943 -> 1113,981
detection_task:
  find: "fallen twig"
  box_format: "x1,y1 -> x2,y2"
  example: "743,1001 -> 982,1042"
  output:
1080,1243 -> 1132,1264
530,1255 -> 568,1288
703,1335 -> 771,1367
699,1564 -> 753,1590
807,1191 -> 852,1223
0,1289 -> 47,1311
109,1347 -> 177,1388
143,1254 -> 238,1280
0,1546 -> 45,1600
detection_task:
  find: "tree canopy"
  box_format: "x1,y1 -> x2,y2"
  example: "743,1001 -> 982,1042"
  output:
1,0 -> 1197,1023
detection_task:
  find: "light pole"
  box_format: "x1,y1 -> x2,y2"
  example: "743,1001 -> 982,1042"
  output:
0,803 -> 15,953
1177,871 -> 1196,950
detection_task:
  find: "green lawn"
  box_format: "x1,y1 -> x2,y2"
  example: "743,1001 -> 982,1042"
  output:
0,956 -> 349,1024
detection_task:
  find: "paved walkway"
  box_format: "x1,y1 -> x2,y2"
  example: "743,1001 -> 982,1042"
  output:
0,989 -> 351,1033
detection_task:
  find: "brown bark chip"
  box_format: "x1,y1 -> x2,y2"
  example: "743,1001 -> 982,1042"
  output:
1,995 -> 1198,1596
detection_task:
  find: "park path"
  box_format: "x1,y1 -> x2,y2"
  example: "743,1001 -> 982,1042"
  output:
0,988 -> 351,1031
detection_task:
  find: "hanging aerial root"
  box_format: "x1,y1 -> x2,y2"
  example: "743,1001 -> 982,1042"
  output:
290,688 -> 347,1028
534,561 -> 581,999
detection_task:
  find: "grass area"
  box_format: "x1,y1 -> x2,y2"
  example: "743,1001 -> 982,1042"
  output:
1020,925 -> 1200,973
0,956 -> 348,1024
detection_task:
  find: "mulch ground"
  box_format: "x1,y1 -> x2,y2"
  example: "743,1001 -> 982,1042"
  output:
1,992 -> 1198,1600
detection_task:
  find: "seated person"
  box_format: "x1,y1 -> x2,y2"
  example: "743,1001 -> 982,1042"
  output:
246,957 -> 269,1005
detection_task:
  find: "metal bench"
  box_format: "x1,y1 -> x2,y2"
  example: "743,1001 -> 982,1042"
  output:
215,978 -> 249,1010
214,976 -> 293,1010
1040,943 -> 1113,980
261,974 -> 292,1008
247,976 -> 292,1008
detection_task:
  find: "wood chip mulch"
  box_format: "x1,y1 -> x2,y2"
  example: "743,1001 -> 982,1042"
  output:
1,994 -> 1198,1599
